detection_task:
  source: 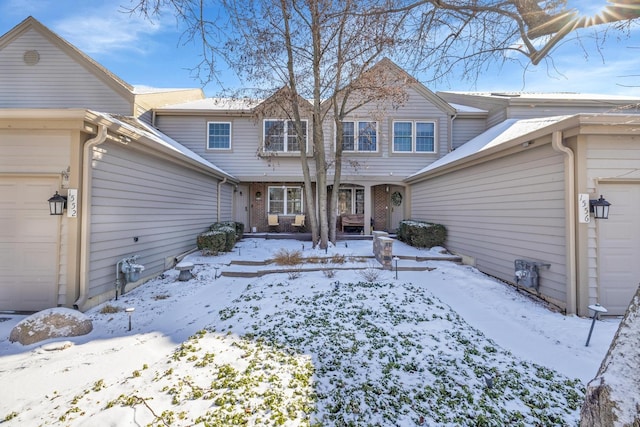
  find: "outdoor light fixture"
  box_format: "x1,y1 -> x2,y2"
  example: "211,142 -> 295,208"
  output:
590,195 -> 611,219
48,191 -> 67,215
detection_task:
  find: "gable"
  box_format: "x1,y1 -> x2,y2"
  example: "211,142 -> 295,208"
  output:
0,17 -> 133,114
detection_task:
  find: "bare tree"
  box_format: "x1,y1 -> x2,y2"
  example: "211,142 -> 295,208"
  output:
127,0 -> 639,248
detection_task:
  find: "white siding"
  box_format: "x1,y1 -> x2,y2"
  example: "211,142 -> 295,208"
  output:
87,141 -> 220,300
410,144 -> 568,305
0,28 -> 131,113
585,134 -> 640,312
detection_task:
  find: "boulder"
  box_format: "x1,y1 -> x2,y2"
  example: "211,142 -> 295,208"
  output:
9,307 -> 93,345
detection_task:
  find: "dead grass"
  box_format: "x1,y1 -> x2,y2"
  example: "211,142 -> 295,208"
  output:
273,249 -> 303,266
99,305 -> 121,314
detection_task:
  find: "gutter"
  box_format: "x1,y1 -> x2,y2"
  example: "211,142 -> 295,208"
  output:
551,130 -> 577,314
74,124 -> 108,310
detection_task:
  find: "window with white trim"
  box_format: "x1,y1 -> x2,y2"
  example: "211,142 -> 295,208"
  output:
393,121 -> 435,153
207,122 -> 231,150
264,120 -> 307,152
268,186 -> 304,214
341,121 -> 377,152
338,187 -> 364,215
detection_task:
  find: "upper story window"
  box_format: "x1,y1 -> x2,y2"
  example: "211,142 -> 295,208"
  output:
393,121 -> 435,153
268,186 -> 303,215
264,120 -> 307,152
207,122 -> 231,150
341,121 -> 378,152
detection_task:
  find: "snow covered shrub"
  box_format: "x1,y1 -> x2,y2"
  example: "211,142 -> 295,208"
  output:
397,220 -> 447,248
197,230 -> 227,255
209,222 -> 239,252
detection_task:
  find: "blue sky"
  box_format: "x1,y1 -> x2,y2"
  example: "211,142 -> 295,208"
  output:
1,0 -> 639,97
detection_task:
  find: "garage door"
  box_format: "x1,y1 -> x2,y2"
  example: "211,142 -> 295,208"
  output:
0,177 -> 59,311
598,184 -> 640,315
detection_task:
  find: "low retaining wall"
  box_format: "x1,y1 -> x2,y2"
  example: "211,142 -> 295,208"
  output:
372,231 -> 394,270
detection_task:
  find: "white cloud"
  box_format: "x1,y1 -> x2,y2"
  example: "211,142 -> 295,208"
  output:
53,5 -> 173,56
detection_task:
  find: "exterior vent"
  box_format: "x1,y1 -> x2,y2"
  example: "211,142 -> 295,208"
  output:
23,50 -> 40,65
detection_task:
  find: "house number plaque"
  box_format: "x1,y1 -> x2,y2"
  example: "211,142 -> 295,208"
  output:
67,189 -> 78,218
578,193 -> 590,224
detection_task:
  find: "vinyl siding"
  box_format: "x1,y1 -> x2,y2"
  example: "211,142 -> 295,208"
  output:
0,28 -> 132,113
451,117 -> 486,150
156,115 -> 315,180
87,141 -> 220,300
410,144 -> 568,306
584,134 -> 640,307
326,86 -> 451,181
219,183 -> 234,221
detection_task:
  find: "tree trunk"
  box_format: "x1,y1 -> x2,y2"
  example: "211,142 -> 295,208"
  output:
580,285 -> 640,427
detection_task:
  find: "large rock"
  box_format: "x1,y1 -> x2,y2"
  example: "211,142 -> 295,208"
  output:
581,285 -> 640,427
9,307 -> 93,345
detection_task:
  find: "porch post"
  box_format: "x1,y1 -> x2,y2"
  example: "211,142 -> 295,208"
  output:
363,183 -> 372,235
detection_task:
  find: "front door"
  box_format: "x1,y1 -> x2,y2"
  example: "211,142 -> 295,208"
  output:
234,185 -> 250,231
389,186 -> 405,233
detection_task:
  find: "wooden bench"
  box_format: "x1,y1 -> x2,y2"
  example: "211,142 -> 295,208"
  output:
341,214 -> 364,232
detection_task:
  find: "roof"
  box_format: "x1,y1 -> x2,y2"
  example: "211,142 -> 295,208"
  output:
156,98 -> 264,113
406,116 -> 570,180
93,111 -> 237,182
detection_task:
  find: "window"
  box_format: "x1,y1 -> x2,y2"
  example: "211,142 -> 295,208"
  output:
264,120 -> 307,152
393,121 -> 435,153
207,122 -> 231,149
338,187 -> 364,215
268,186 -> 303,214
341,121 -> 377,152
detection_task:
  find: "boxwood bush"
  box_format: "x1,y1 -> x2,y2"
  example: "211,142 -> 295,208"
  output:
397,220 -> 447,248
197,222 -> 245,254
197,230 -> 227,255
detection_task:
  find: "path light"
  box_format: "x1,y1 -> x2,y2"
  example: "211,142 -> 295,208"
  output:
393,256 -> 400,280
585,303 -> 608,346
125,307 -> 135,331
48,191 -> 66,215
590,195 -> 611,219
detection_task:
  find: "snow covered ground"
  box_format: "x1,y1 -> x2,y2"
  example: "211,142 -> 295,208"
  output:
0,238 -> 620,426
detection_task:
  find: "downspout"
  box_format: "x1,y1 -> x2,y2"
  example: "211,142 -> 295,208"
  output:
551,130 -> 577,314
74,124 -> 108,310
449,113 -> 457,152
217,177 -> 228,222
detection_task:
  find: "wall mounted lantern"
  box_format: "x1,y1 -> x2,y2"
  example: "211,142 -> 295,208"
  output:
590,195 -> 611,219
48,191 -> 67,215
255,191 -> 262,200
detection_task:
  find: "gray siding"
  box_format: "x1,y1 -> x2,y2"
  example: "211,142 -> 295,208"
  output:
156,115 -> 315,180
410,144 -> 568,305
451,117 -> 486,150
87,141 -> 220,299
220,183 -> 234,221
0,28 -> 131,113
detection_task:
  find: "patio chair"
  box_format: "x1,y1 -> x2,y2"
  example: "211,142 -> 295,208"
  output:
291,214 -> 305,231
268,214 -> 279,231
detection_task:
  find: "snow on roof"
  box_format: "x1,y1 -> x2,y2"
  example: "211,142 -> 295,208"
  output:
408,116 -> 570,178
448,102 -> 487,113
157,97 -> 263,111
93,111 -> 236,180
132,86 -> 201,94
440,91 -> 640,102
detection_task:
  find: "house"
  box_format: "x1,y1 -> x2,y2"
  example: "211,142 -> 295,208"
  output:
3,16 -> 639,318
154,59 -> 457,234
0,17 -> 238,312
406,92 -> 640,316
